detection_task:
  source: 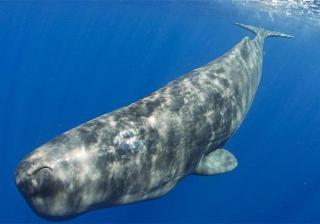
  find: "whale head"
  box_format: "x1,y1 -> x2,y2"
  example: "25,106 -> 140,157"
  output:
15,132 -> 110,219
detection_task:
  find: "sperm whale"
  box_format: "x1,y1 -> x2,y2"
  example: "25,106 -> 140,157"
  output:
15,23 -> 293,219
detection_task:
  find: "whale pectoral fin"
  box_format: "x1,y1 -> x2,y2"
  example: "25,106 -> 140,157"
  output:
194,149 -> 238,175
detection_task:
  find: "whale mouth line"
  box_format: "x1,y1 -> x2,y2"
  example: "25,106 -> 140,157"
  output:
30,166 -> 53,177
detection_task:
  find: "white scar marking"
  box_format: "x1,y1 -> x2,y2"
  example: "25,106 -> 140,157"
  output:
113,129 -> 146,154
109,119 -> 117,127
147,115 -> 157,128
204,110 -> 214,121
222,88 -> 231,98
212,79 -> 224,90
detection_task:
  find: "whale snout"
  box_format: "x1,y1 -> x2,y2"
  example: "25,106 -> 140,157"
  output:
15,156 -> 78,218
16,160 -> 54,197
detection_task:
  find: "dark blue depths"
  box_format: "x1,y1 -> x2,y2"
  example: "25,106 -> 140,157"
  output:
0,1 -> 320,223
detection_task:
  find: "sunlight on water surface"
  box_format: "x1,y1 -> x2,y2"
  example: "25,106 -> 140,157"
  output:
230,0 -> 320,25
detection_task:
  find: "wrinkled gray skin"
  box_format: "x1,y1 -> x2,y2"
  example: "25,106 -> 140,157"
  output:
15,24 -> 292,219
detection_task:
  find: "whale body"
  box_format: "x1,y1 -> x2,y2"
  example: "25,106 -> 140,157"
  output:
15,24 -> 292,219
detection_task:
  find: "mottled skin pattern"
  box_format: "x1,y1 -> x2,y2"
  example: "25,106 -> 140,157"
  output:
15,24 -> 292,219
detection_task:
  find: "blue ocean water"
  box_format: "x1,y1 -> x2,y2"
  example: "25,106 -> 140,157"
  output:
1,1 -> 320,223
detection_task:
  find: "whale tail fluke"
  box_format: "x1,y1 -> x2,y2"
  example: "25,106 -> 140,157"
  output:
236,23 -> 294,39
